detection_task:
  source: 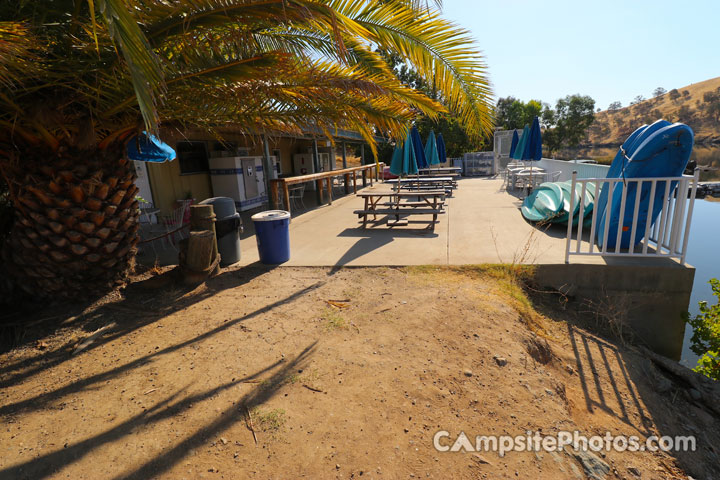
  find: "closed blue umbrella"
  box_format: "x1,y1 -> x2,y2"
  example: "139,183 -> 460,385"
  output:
508,129 -> 519,158
410,125 -> 428,169
425,130 -> 440,166
436,133 -> 447,165
527,116 -> 542,161
126,132 -> 176,162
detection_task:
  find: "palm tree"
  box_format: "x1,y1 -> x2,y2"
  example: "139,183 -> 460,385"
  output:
0,0 -> 493,299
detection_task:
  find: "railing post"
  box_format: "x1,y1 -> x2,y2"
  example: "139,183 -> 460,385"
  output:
680,170 -> 700,265
565,171 -> 577,264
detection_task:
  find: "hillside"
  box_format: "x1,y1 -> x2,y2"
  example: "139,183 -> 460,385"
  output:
588,76 -> 720,146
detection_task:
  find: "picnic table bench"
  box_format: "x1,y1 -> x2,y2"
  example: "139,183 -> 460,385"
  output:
419,167 -> 462,175
354,190 -> 446,230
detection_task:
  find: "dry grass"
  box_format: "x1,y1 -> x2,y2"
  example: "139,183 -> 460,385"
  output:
406,265 -> 548,337
591,76 -> 720,145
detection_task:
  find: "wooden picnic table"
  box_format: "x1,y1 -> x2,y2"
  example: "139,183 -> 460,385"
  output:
354,190 -> 446,230
385,176 -> 457,193
269,162 -> 384,215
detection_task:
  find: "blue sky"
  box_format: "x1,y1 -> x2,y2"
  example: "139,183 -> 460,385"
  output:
441,0 -> 719,111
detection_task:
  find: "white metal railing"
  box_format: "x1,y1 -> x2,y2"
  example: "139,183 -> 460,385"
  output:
564,170 -> 699,264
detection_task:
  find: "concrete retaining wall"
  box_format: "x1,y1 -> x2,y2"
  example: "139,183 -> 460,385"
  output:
533,261 -> 695,359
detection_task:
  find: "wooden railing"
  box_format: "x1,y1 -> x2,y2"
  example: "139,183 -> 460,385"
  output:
269,162 -> 384,215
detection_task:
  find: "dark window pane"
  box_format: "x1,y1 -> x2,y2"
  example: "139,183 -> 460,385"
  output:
176,141 -> 209,174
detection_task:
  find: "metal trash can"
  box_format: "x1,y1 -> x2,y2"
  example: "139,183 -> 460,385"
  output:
251,210 -> 290,264
199,197 -> 242,266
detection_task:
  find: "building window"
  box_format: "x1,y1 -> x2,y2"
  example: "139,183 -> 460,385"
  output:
176,141 -> 209,174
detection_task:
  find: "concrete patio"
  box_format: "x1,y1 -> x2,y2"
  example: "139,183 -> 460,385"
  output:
237,177 -> 571,266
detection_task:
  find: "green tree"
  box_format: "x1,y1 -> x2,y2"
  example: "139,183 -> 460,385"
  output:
0,0 -> 493,300
669,89 -> 681,101
686,279 -> 720,380
608,101 -> 622,111
415,114 -> 485,157
630,95 -> 646,105
542,94 -> 595,154
653,87 -> 667,97
495,97 -> 543,130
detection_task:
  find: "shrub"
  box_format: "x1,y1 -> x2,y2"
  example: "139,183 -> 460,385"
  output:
686,279 -> 720,381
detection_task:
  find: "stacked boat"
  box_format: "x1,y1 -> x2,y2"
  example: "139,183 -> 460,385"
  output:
521,120 -> 694,248
521,180 -> 596,226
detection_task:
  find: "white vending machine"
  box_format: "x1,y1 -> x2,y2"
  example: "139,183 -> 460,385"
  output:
208,156 -> 279,211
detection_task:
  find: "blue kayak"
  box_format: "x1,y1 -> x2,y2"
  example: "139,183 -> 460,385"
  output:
596,122 -> 694,249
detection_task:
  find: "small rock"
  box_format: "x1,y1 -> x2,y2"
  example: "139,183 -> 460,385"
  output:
404,428 -> 409,433
544,388 -> 554,396
493,356 -> 508,367
627,466 -> 641,477
335,464 -> 340,470
220,437 -> 228,445
573,451 -> 610,480
655,375 -> 673,394
689,388 -> 702,401
472,453 -> 492,465
565,364 -> 575,375
463,369 -> 473,377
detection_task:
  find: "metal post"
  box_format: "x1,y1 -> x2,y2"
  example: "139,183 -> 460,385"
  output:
262,135 -> 276,207
680,170 -> 700,265
342,142 -> 347,169
313,138 -> 322,205
360,144 -> 367,187
564,171 -> 577,264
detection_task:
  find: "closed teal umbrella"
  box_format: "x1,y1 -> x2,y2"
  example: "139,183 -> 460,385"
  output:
512,125 -> 531,160
425,130 -> 440,166
389,129 -> 418,176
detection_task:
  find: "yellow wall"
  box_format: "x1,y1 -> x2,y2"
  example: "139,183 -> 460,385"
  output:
146,161 -> 212,215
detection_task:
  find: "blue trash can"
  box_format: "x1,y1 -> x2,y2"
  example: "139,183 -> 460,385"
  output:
251,210 -> 291,264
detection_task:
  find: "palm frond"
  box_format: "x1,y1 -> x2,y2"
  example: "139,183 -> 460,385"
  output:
330,0 -> 494,139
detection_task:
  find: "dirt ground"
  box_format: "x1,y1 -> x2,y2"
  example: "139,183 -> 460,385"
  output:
0,266 -> 718,479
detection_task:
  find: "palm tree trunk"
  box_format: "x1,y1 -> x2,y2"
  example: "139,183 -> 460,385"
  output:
0,143 -> 140,299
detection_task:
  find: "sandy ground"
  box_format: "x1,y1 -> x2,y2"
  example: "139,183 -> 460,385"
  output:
0,266 -> 718,480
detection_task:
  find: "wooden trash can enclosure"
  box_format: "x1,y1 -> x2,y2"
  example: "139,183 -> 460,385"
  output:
179,204 -> 221,284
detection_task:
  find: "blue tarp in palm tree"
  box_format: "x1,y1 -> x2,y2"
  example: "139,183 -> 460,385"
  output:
126,132 -> 176,162
509,130 -> 519,158
411,125 -> 428,169
425,130 -> 440,165
436,133 -> 447,164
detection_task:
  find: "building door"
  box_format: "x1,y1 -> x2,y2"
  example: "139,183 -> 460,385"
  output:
241,158 -> 258,199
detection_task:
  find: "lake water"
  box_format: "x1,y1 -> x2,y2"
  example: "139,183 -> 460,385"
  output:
680,198 -> 720,367
564,145 -> 720,368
